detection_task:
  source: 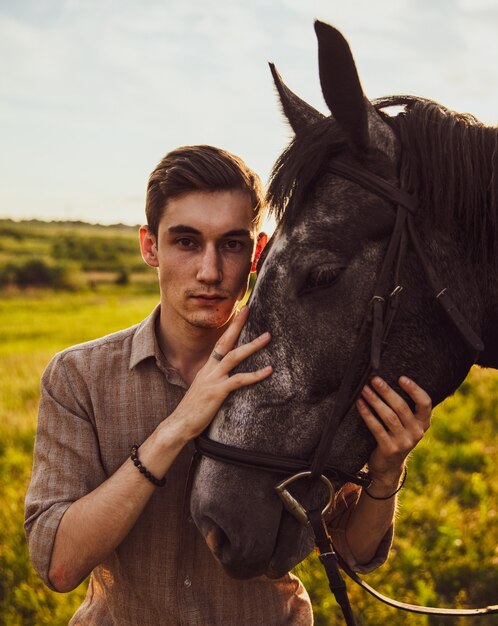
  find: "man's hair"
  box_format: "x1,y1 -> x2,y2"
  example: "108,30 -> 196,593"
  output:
145,145 -> 266,237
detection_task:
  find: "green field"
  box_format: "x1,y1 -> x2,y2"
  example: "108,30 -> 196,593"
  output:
1,290 -> 160,625
2,221 -> 498,625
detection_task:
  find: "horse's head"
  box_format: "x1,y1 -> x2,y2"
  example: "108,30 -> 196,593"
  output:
191,21 -> 495,579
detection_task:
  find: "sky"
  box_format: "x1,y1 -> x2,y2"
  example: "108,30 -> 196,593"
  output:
1,0 -> 497,227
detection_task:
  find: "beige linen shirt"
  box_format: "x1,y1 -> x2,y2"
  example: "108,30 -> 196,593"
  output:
25,306 -> 392,625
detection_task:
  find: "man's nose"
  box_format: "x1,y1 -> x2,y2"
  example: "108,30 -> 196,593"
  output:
196,245 -> 222,284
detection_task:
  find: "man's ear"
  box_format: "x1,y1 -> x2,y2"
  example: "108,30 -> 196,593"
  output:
251,232 -> 268,273
139,225 -> 159,268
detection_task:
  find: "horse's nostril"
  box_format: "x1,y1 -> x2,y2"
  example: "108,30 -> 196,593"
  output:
205,521 -> 231,562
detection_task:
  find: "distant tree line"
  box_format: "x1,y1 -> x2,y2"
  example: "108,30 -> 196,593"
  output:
0,219 -> 150,290
0,259 -> 85,291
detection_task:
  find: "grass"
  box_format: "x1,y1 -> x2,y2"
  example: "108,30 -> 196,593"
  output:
1,284 -> 498,625
298,366 -> 498,626
1,289 -> 159,625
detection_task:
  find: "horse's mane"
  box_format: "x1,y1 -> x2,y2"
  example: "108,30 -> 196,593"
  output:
268,95 -> 498,273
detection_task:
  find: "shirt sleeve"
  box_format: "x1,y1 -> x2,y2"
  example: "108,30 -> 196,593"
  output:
325,483 -> 394,574
24,351 -> 107,590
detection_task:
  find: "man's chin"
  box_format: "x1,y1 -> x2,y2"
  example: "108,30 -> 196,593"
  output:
186,307 -> 238,330
188,314 -> 231,330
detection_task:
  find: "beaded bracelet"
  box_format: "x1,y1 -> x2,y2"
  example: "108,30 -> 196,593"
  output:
364,466 -> 407,500
130,444 -> 166,488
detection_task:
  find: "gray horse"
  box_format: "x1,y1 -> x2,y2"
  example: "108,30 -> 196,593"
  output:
191,21 -> 498,580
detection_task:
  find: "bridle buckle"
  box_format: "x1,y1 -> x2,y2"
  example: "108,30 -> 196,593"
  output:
275,471 -> 335,526
390,285 -> 403,298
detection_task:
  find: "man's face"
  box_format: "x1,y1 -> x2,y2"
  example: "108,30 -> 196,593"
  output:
143,190 -> 257,331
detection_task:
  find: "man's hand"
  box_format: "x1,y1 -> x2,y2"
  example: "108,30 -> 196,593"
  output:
168,305 -> 272,441
342,376 -> 432,566
356,376 -> 432,488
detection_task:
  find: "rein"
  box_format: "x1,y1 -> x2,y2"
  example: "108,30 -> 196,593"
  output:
194,159 -> 495,623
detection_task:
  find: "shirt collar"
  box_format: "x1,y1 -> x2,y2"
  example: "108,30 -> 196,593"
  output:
129,304 -> 161,370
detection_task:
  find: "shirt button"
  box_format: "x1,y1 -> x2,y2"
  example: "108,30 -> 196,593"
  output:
184,576 -> 192,588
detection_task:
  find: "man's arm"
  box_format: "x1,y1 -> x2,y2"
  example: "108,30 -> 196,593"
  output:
343,376 -> 432,566
47,421 -> 186,592
31,307 -> 272,592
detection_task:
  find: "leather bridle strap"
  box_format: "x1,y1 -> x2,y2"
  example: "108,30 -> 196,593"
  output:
335,551 -> 498,616
195,435 -> 371,488
406,215 -> 484,353
307,508 -> 357,626
327,161 -> 484,353
310,160 -> 484,477
305,499 -> 498,617
310,164 -> 412,476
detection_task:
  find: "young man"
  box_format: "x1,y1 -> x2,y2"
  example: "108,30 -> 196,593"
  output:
25,145 -> 431,625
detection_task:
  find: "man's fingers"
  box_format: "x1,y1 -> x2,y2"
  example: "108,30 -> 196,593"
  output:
211,306 -> 250,358
361,383 -> 403,433
398,376 -> 432,427
226,366 -> 273,391
356,398 -> 393,444
219,331 -> 271,371
368,377 -> 413,428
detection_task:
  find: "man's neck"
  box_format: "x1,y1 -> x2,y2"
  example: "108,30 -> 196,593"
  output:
155,308 -> 228,385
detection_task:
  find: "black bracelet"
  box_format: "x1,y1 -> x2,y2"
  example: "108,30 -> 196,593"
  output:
130,444 -> 166,488
364,466 -> 407,500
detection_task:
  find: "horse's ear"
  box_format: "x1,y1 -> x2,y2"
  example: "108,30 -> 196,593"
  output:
314,21 -> 368,150
269,62 -> 325,134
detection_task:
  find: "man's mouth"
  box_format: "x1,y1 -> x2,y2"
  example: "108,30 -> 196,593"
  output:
190,294 -> 227,305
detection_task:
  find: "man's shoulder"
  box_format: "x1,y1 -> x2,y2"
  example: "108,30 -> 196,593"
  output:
46,306 -> 159,376
61,324 -> 140,357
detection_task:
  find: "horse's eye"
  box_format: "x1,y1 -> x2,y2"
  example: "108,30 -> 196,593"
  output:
299,265 -> 342,296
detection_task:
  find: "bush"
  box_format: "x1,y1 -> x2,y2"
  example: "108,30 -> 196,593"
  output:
52,235 -> 139,272
15,259 -> 54,288
0,263 -> 18,288
1,259 -> 86,291
115,267 -> 130,286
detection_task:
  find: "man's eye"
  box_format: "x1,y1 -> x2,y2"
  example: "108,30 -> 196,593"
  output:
177,238 -> 195,248
222,240 -> 244,251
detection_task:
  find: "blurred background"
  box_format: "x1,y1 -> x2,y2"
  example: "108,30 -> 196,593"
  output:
1,0 -> 497,226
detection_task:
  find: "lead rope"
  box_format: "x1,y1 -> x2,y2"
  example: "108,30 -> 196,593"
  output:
307,508 -> 358,626
300,494 -> 498,620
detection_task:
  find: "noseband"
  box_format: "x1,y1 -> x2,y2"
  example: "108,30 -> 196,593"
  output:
195,159 -> 496,622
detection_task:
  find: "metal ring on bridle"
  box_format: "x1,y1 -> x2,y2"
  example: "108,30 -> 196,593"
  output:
275,471 -> 335,526
211,350 -> 224,362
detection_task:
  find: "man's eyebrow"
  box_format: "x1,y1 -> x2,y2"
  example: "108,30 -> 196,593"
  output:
222,229 -> 253,239
168,225 -> 252,238
168,225 -> 201,235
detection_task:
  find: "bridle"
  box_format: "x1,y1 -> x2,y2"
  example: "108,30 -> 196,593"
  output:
195,158 -> 497,623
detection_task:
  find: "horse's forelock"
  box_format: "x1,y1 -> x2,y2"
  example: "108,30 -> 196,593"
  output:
267,117 -> 348,227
